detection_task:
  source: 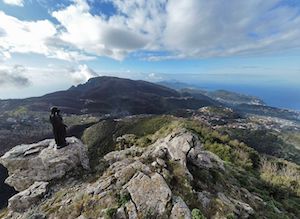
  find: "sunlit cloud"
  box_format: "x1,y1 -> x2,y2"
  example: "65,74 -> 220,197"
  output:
2,0 -> 24,7
0,11 -> 94,61
1,0 -> 300,61
70,64 -> 99,84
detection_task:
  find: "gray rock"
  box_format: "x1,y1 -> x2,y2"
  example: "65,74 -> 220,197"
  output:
197,191 -> 213,209
156,158 -> 167,167
8,181 -> 48,213
126,171 -> 172,218
88,176 -> 114,195
170,196 -> 191,219
125,200 -> 138,219
152,129 -> 202,166
148,129 -> 224,180
115,206 -> 127,219
188,149 -> 225,171
148,129 -> 203,179
29,213 -> 47,219
217,192 -> 254,218
0,137 -> 89,191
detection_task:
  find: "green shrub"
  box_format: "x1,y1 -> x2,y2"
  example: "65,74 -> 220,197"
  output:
105,207 -> 117,218
117,192 -> 131,206
226,213 -> 236,219
192,208 -> 205,219
204,141 -> 234,163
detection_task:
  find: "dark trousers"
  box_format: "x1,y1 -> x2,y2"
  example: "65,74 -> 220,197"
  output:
53,125 -> 67,146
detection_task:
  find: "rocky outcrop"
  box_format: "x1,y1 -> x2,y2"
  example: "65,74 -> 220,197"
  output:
0,137 -> 89,191
0,137 -> 90,217
188,149 -> 225,171
197,190 -> 213,209
146,129 -> 224,178
1,129 -> 261,219
8,181 -> 48,213
126,171 -> 172,218
150,130 -> 202,168
91,129 -> 225,218
170,196 -> 191,219
92,128 -> 226,218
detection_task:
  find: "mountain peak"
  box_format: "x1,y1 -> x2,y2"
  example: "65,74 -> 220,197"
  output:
3,76 -> 216,115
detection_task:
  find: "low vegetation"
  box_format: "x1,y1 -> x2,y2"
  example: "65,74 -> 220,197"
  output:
81,115 -> 300,218
225,128 -> 300,165
1,114 -> 299,218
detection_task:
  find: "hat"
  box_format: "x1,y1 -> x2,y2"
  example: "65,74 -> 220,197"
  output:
50,107 -> 60,114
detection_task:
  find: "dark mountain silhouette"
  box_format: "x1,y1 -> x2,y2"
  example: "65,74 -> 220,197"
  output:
0,77 -> 217,115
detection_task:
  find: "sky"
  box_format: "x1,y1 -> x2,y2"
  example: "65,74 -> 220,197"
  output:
0,0 -> 300,105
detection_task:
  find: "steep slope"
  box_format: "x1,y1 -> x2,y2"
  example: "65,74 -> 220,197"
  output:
0,77 -> 217,115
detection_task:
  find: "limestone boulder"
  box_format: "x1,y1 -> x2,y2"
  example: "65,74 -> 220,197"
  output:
0,137 -> 89,191
8,181 -> 48,213
125,171 -> 172,218
170,196 -> 191,219
188,149 -> 225,171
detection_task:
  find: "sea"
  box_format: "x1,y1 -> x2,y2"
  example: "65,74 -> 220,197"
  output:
198,83 -> 300,111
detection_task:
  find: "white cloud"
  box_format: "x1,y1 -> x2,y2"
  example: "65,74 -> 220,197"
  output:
0,65 -> 30,87
52,0 -> 148,60
146,73 -> 164,82
0,11 -> 56,54
0,49 -> 11,61
70,64 -> 99,84
161,0 -> 300,59
1,0 -> 300,61
0,11 -> 94,61
90,0 -> 300,60
2,0 -> 23,7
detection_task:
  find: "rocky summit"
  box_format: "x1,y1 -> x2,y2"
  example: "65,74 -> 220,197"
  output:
0,137 -> 90,192
0,137 -> 89,216
0,127 -> 270,219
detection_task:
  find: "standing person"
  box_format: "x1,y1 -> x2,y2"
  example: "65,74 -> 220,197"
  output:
50,107 -> 68,148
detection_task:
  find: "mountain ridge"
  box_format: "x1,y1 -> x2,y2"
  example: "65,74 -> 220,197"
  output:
0,77 -> 217,115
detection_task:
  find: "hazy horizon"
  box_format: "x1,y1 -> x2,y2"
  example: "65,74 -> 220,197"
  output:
1,74 -> 300,111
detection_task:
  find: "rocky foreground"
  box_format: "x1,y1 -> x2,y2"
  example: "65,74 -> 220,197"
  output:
0,137 -> 89,217
0,128 -> 272,219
